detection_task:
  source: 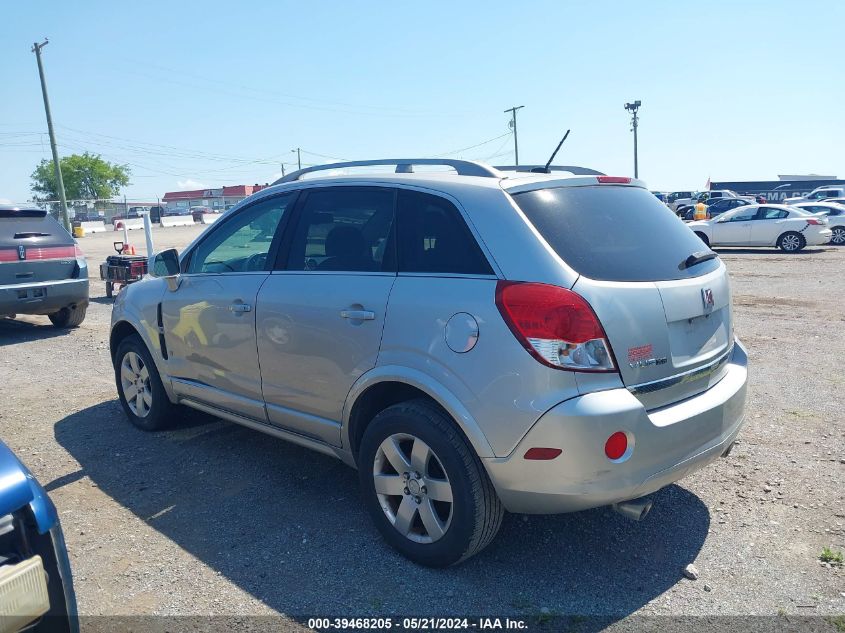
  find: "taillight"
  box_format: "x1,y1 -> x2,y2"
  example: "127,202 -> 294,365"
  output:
597,176 -> 632,184
74,244 -> 85,258
129,261 -> 146,278
495,281 -> 616,372
806,218 -> 824,225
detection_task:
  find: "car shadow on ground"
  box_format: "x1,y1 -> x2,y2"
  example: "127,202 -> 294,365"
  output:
55,401 -> 710,625
0,318 -> 69,345
713,247 -> 829,255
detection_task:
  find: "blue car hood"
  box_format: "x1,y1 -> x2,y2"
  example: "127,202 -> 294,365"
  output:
0,440 -> 57,532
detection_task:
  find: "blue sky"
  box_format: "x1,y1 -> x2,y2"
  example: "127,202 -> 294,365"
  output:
1,0 -> 842,203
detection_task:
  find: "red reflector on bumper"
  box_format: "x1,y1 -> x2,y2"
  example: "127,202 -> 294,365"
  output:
524,447 -> 562,460
605,432 -> 628,460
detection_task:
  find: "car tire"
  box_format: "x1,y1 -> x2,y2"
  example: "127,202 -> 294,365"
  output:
358,398 -> 503,567
694,232 -> 710,247
777,231 -> 805,252
48,304 -> 87,328
114,334 -> 177,431
830,226 -> 845,245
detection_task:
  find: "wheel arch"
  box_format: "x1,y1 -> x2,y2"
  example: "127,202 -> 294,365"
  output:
343,367 -> 495,465
110,319 -> 177,403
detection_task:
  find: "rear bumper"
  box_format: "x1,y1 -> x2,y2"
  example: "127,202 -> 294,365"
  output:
483,340 -> 748,514
0,278 -> 89,317
807,228 -> 832,245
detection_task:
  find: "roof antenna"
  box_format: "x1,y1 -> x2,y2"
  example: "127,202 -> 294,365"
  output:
531,130 -> 571,173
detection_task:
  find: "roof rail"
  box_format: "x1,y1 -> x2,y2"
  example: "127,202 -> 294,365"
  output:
494,165 -> 606,176
273,159 -> 502,185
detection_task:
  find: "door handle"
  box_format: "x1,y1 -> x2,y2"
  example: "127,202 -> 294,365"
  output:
340,309 -> 375,320
229,303 -> 252,313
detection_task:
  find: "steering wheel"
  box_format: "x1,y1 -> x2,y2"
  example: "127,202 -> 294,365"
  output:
244,252 -> 267,271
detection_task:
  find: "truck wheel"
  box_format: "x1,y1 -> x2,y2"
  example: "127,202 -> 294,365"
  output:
48,304 -> 87,328
358,399 -> 503,567
114,334 -> 177,431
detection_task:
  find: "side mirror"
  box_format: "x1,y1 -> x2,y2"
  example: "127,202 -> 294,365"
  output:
151,249 -> 181,290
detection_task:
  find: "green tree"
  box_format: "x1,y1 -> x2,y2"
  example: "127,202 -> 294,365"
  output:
30,152 -> 131,201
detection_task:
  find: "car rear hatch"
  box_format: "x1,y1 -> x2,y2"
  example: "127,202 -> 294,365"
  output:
509,183 -> 733,410
0,209 -> 81,287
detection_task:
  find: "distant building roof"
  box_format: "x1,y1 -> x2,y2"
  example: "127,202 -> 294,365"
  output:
162,184 -> 266,202
778,174 -> 837,181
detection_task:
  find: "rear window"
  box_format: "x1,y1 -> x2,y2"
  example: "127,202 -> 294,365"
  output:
511,185 -> 720,282
0,212 -> 68,239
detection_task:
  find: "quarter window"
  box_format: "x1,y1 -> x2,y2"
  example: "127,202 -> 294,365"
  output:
396,189 -> 493,275
757,207 -> 789,220
187,194 -> 293,274
285,187 -> 395,272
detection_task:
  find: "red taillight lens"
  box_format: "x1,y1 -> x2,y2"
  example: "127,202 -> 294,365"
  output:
805,218 -> 823,225
605,432 -> 628,460
495,281 -> 616,372
74,244 -> 85,258
597,176 -> 632,184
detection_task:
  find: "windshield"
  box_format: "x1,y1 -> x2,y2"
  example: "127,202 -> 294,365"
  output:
510,185 -> 720,282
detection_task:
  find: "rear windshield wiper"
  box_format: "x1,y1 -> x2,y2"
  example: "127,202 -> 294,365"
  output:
679,250 -> 718,270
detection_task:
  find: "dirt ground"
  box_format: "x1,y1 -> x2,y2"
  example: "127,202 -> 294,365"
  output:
1,225 -> 843,626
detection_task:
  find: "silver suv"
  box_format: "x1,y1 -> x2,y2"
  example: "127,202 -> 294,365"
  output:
110,159 -> 748,566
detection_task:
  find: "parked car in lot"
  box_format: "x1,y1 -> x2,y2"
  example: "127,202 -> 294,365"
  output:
0,205 -> 89,328
667,191 -> 693,209
783,185 -> 845,205
109,159 -> 748,566
682,197 -> 752,221
687,204 -> 832,251
190,206 -> 217,222
792,201 -> 845,245
0,439 -> 78,632
110,209 -> 142,225
672,189 -> 746,213
71,212 -> 104,223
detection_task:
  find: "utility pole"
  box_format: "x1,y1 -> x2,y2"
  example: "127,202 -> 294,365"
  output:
280,163 -> 286,177
504,105 -> 525,166
32,39 -> 71,231
292,148 -> 301,170
624,100 -> 642,178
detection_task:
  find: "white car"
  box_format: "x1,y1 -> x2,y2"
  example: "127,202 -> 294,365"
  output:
783,185 -> 845,205
793,201 -> 845,245
687,204 -> 832,252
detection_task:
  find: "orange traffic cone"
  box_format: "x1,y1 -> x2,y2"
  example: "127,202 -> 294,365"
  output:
125,244 -> 136,255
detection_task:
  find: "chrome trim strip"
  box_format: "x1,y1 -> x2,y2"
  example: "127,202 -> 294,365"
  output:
628,345 -> 734,396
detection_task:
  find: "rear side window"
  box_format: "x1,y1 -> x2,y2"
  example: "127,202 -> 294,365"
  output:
396,189 -> 493,275
757,207 -> 789,220
285,187 -> 395,272
511,185 -> 720,282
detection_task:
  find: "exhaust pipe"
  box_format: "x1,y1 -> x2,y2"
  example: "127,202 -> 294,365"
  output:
613,497 -> 653,521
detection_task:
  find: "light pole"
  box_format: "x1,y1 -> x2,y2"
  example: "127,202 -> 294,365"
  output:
32,39 -> 71,231
292,148 -> 301,170
504,105 -> 524,166
624,100 -> 641,178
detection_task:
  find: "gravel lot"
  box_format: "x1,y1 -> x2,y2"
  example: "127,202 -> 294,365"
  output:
1,226 -> 843,626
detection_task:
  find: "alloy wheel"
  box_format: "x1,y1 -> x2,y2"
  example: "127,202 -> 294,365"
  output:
831,227 -> 845,245
781,234 -> 801,251
372,433 -> 453,544
120,351 -> 152,418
